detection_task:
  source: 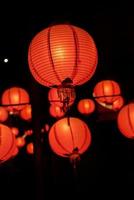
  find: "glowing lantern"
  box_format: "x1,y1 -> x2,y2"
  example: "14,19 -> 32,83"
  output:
11,127 -> 19,136
2,87 -> 30,114
28,24 -> 97,111
117,103 -> 134,139
20,105 -> 32,121
49,105 -> 65,118
48,87 -> 75,108
49,117 -> 91,167
26,143 -> 34,154
28,24 -> 98,87
24,129 -> 33,136
16,137 -> 26,148
0,107 -> 8,122
77,99 -> 95,115
93,80 -> 121,105
0,124 -> 16,162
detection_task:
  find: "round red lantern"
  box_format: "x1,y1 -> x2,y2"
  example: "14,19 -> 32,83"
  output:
117,103 -> 134,139
20,105 -> 32,121
16,137 -> 26,148
0,107 -> 8,122
11,127 -> 19,136
77,99 -> 95,115
49,117 -> 91,167
49,104 -> 65,118
48,87 -> 75,108
26,143 -> 34,154
0,124 -> 16,162
28,24 -> 98,87
2,87 -> 30,114
93,80 -> 121,105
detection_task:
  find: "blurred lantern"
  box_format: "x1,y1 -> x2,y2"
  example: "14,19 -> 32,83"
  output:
24,129 -> 33,136
16,137 -> 26,148
77,99 -> 95,115
48,87 -> 75,110
11,127 -> 19,136
0,124 -> 16,163
41,124 -> 50,133
28,24 -> 98,111
100,96 -> 124,111
20,104 -> 32,121
93,80 -> 121,105
49,117 -> 91,168
0,107 -> 8,122
1,87 -> 30,115
117,103 -> 134,139
26,142 -> 34,154
49,104 -> 65,118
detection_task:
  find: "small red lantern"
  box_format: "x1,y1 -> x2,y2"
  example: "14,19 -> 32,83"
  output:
11,127 -> 19,136
93,80 -> 121,105
28,24 -> 98,87
117,103 -> 134,139
49,104 -> 65,118
48,87 -> 75,108
0,107 -> 8,122
26,143 -> 34,154
49,117 -> 91,167
20,105 -> 32,121
1,87 -> 30,114
77,99 -> 95,115
0,124 -> 16,162
16,137 -> 26,148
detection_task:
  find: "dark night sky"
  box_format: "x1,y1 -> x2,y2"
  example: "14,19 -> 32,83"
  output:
0,2 -> 134,200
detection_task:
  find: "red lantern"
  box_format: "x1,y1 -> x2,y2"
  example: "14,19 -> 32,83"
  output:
0,107 -> 8,122
28,24 -> 98,87
93,80 -> 121,104
11,127 -> 19,136
0,124 -> 16,162
48,88 -> 75,108
117,103 -> 134,139
49,117 -> 91,167
20,105 -> 32,121
2,87 -> 30,114
49,105 -> 65,118
16,137 -> 26,148
77,99 -> 95,115
26,143 -> 34,154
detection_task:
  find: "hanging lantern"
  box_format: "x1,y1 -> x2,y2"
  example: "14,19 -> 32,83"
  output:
49,104 -> 65,118
0,107 -> 8,122
11,127 -> 19,136
48,87 -> 75,109
0,124 -> 16,163
77,99 -> 95,115
16,137 -> 26,148
24,129 -> 33,136
117,103 -> 134,139
1,87 -> 30,114
28,24 -> 98,111
49,117 -> 91,168
93,80 -> 121,105
26,143 -> 34,154
20,105 -> 32,121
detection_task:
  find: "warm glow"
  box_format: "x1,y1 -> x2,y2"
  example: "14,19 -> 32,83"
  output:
77,99 -> 95,115
16,137 -> 26,147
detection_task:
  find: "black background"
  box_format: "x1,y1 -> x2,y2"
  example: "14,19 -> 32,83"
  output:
0,2 -> 134,199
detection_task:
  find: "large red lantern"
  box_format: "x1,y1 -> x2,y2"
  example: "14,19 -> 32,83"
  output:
77,99 -> 95,115
117,103 -> 134,139
49,117 -> 91,167
93,80 -> 121,105
2,87 -> 30,114
0,124 -> 16,163
28,24 -> 98,87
